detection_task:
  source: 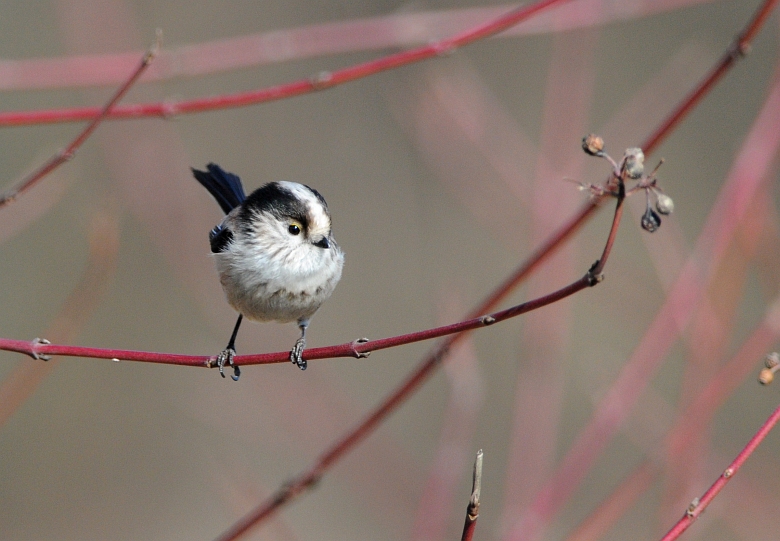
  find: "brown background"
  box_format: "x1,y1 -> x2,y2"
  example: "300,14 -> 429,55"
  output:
0,1 -> 779,540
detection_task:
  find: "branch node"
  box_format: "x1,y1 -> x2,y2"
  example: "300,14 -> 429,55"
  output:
306,472 -> 322,489
433,41 -> 457,57
723,467 -> 734,479
161,100 -> 180,119
685,497 -> 700,518
586,262 -> 605,286
480,315 -> 496,326
282,472 -> 321,497
30,337 -> 52,361
0,191 -> 16,206
311,71 -> 334,90
733,37 -> 752,58
350,337 -> 371,358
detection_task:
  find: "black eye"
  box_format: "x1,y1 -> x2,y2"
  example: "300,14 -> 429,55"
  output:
288,224 -> 301,235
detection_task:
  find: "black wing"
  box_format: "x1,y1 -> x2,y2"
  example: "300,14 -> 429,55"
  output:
191,163 -> 247,214
208,224 -> 233,253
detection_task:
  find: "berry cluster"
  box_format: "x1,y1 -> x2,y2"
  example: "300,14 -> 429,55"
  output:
580,134 -> 674,233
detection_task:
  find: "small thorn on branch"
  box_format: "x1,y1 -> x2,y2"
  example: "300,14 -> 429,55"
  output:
461,449 -> 483,541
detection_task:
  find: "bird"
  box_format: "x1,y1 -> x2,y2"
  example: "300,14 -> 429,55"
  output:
192,163 -> 344,380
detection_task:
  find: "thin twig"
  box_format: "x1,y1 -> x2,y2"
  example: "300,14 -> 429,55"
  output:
0,2 -> 771,539
503,3 -> 780,538
0,210 -> 120,427
0,0 -> 572,127
0,33 -> 160,207
564,292 -> 780,541
659,400 -> 780,541
564,461 -> 656,541
0,1 -> 726,92
210,187 -> 624,541
461,450 -> 483,541
642,0 -> 780,154
0,193 -> 614,368
0,212 -> 602,365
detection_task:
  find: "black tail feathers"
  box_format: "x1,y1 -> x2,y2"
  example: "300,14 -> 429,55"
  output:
192,163 -> 247,214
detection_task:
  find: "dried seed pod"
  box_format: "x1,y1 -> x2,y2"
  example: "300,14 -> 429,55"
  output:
760,352 -> 780,385
656,193 -> 674,215
582,134 -> 605,156
765,352 -> 779,368
623,148 -> 645,179
759,368 -> 775,385
641,207 -> 661,232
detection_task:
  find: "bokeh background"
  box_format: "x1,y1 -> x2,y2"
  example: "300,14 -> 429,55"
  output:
0,1 -> 779,540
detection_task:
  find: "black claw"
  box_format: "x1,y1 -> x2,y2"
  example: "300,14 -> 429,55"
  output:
231,365 -> 241,381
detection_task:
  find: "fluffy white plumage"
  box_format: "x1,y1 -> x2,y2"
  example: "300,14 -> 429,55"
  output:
192,164 -> 344,377
215,181 -> 344,324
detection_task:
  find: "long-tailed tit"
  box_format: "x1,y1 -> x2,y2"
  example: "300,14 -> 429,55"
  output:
192,163 -> 344,380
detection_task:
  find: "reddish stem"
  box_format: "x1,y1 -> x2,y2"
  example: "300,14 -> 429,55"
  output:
461,450 -> 483,541
641,0 -> 780,155
565,298 -> 780,541
211,188 -> 622,541
0,1 -> 724,92
0,199 -> 604,368
0,41 -> 158,206
0,0 -> 572,127
0,3 -> 771,539
564,461 -> 656,541
0,210 -> 120,427
659,400 -> 780,541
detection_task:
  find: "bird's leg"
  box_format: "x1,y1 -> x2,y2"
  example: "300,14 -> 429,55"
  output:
290,319 -> 309,370
216,314 -> 242,381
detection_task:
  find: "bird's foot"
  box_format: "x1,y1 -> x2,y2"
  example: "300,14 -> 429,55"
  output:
290,337 -> 307,370
216,348 -> 241,381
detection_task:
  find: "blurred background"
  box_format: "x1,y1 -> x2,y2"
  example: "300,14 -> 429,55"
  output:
0,1 -> 779,540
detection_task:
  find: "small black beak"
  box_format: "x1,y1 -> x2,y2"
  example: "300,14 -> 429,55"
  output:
313,237 -> 330,249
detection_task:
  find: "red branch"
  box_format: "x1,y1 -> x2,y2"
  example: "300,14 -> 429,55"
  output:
0,202 -> 609,367
0,1 -> 720,92
0,211 -> 120,427
564,293 -> 780,541
642,0 -> 780,154
209,175 -> 623,541
0,2 -> 773,540
0,39 -> 159,206
0,0 -> 572,127
659,400 -> 780,541
212,1 -> 777,537
461,450 -> 483,541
